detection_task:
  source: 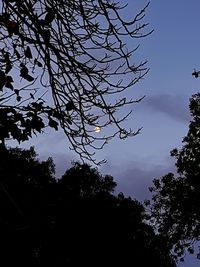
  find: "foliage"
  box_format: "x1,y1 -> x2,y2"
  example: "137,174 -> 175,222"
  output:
58,161 -> 117,197
0,146 -> 175,266
0,145 -> 55,186
0,0 -> 152,164
148,93 -> 200,261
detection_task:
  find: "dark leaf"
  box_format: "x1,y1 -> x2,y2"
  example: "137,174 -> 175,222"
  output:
25,46 -> 33,59
5,81 -> 13,90
48,118 -> 58,130
0,71 -> 6,90
44,8 -> 55,25
31,116 -> 45,132
20,65 -> 34,82
6,75 -> 13,83
14,112 -> 23,122
16,95 -> 22,102
188,247 -> 194,254
24,74 -> 34,82
14,89 -> 19,95
5,61 -> 12,73
30,93 -> 34,99
10,124 -> 22,142
37,61 -> 43,67
20,64 -> 29,76
42,29 -> 50,43
66,101 -> 75,111
6,20 -> 19,36
32,102 -> 43,111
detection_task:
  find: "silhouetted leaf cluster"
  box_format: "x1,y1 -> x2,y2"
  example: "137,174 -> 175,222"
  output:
0,103 -> 62,143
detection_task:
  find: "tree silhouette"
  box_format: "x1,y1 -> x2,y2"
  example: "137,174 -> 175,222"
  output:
0,146 -> 175,266
58,161 -> 117,198
148,93 -> 200,261
0,0 -> 152,164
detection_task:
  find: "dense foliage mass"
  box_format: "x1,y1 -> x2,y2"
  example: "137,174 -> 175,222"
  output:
0,146 -> 175,266
148,93 -> 200,261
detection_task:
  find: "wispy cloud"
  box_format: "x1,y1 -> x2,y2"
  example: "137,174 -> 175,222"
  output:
116,165 -> 174,202
143,94 -> 191,123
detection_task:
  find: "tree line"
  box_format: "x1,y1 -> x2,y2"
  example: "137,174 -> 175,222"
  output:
0,145 -> 175,266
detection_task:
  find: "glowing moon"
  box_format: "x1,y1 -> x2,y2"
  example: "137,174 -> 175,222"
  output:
94,126 -> 101,133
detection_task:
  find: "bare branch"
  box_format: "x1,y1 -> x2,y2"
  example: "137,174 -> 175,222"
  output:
0,0 -> 152,164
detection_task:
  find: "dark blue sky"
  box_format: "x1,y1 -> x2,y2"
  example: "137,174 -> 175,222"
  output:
8,1 -> 200,266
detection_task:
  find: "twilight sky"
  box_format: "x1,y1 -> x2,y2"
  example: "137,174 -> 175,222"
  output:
8,1 -> 200,266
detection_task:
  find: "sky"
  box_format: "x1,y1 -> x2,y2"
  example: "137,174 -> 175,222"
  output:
18,0 -> 199,199
8,1 -> 200,266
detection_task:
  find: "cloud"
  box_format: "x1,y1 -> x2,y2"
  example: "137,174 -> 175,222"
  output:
39,147 -> 174,202
143,94 -> 191,123
116,164 -> 174,202
100,157 -> 176,202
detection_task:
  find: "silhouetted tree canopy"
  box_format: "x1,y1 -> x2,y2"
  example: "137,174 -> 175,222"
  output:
0,146 -> 175,266
148,93 -> 200,261
58,161 -> 117,197
0,0 -> 153,164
